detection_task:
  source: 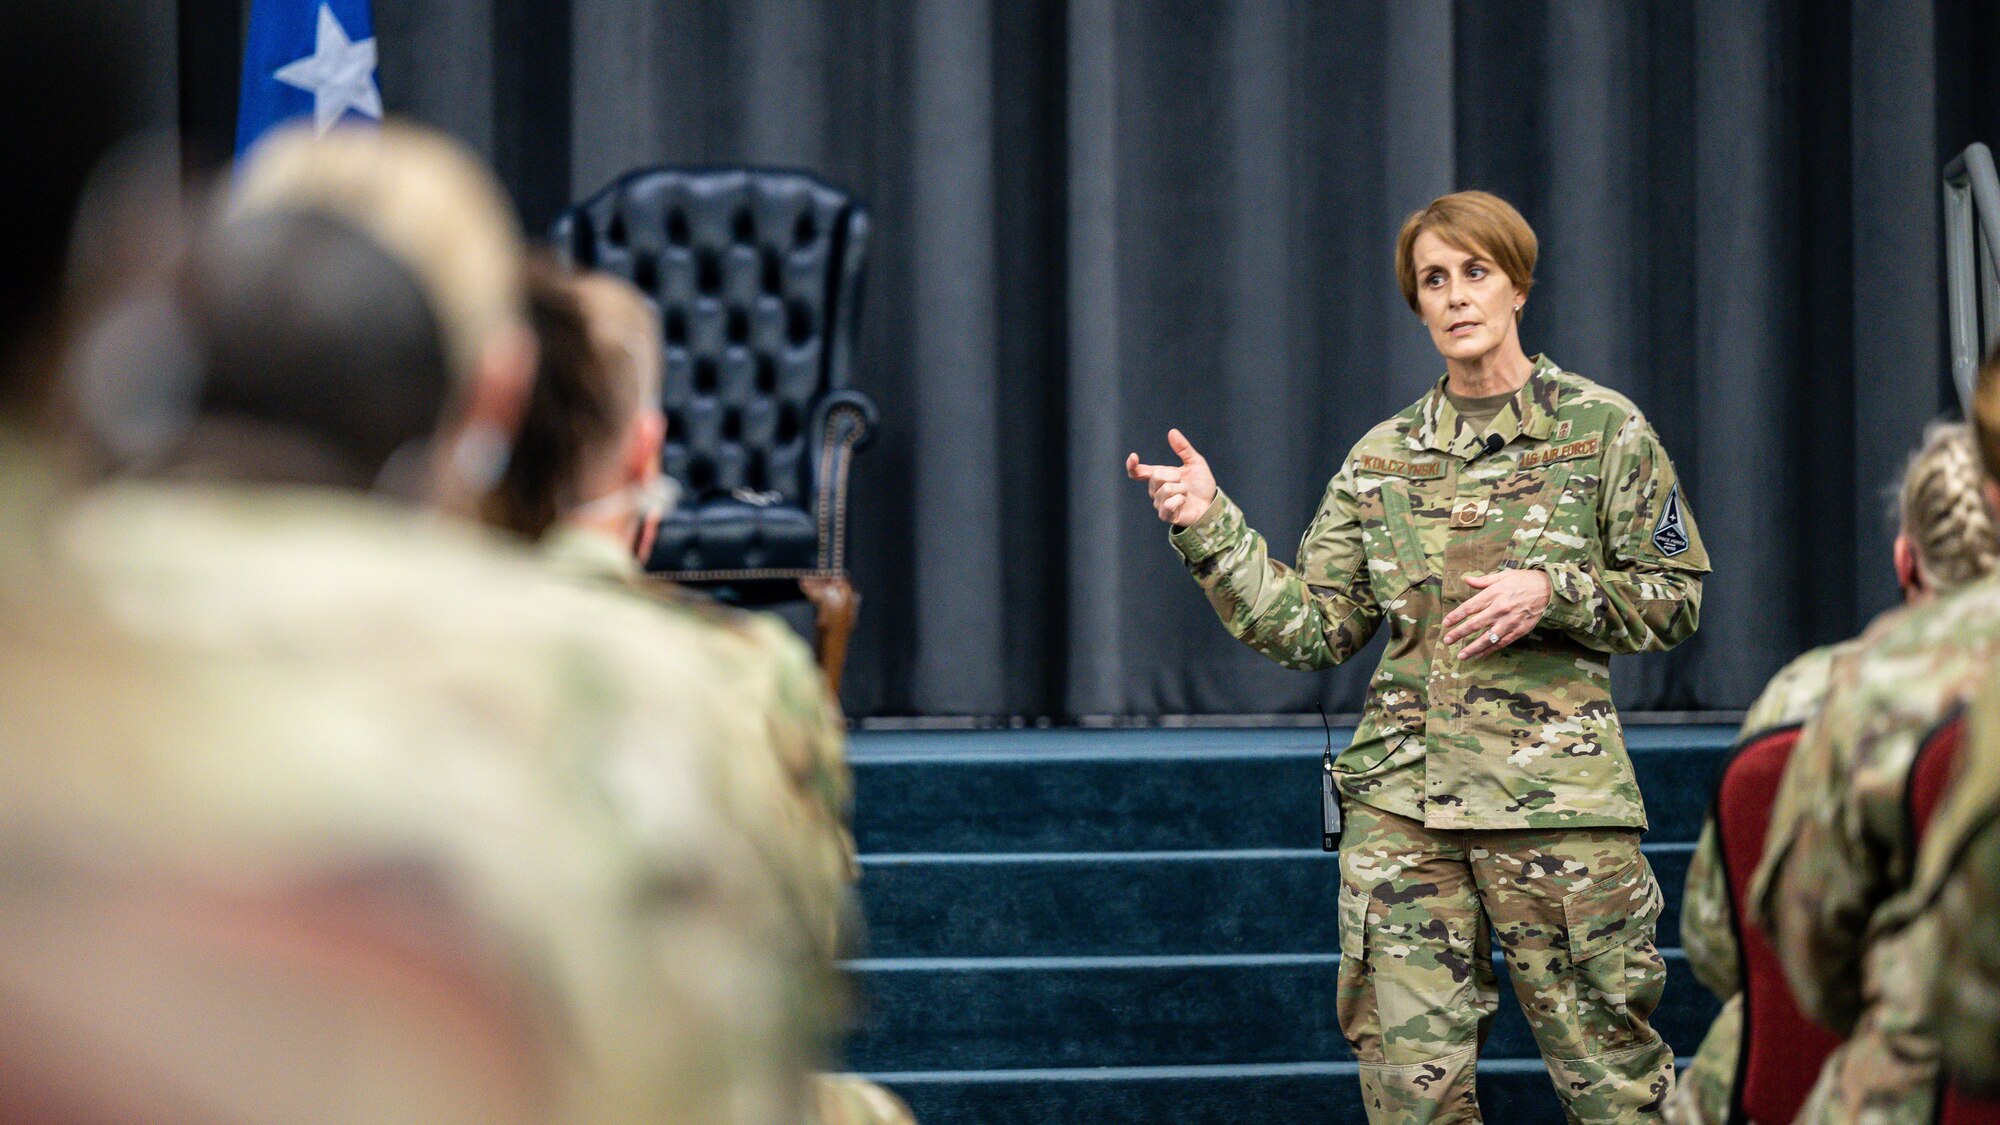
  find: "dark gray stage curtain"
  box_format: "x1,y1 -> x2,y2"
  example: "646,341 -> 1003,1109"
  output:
358,0 -> 2000,719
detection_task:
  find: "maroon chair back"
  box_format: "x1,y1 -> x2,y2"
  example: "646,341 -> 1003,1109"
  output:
1909,713 -> 1965,846
1716,724 -> 1847,1125
1906,715 -> 2000,1124
1942,1087 -> 2000,1125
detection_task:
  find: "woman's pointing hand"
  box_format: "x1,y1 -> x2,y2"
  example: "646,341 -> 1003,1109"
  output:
1126,428 -> 1218,528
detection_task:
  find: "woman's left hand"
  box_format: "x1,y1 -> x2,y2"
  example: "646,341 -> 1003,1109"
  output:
1441,568 -> 1552,659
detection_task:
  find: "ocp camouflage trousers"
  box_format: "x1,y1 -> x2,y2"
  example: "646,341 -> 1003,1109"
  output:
1337,801 -> 1674,1124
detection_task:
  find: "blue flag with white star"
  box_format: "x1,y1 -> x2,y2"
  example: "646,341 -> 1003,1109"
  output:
235,0 -> 381,156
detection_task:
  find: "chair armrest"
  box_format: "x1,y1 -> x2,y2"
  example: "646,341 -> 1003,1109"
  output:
809,390 -> 878,571
811,389 -> 879,452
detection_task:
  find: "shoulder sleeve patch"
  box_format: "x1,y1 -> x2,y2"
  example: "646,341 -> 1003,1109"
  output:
1652,485 -> 1690,556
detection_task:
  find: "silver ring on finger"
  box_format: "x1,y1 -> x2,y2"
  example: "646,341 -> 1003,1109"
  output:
1487,631 -> 1501,646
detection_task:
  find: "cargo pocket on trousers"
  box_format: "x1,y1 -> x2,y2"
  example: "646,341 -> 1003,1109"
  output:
1335,881 -> 1381,1060
1562,855 -> 1666,1056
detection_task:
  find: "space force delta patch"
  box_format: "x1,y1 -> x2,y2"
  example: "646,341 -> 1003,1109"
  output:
1652,485 -> 1690,556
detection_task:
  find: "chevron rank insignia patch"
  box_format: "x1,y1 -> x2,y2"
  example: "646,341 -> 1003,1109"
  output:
1652,485 -> 1690,556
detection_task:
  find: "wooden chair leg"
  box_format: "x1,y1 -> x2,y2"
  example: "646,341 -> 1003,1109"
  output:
800,576 -> 859,696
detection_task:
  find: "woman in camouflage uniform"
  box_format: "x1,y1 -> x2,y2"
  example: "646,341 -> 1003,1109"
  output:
1664,422 -> 1999,1125
1128,191 -> 1709,1124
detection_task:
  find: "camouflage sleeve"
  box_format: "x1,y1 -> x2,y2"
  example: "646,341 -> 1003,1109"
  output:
1538,411 -> 1709,654
1681,818 -> 1740,1000
751,614 -> 857,882
1746,673 -> 1878,1032
1934,813 -> 2000,1092
1169,474 -> 1381,672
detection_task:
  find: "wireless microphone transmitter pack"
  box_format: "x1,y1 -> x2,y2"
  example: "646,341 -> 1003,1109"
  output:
1317,705 -> 1341,852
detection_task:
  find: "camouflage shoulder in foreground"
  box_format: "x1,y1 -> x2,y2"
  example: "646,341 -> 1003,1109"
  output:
1921,665 -> 2000,1092
1916,659 -> 2000,899
1933,829 -> 2000,1093
815,1074 -> 920,1125
541,523 -> 859,945
60,481 -> 844,1125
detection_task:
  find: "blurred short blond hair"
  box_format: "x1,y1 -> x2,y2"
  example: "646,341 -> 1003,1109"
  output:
571,271 -> 662,431
230,121 -> 525,385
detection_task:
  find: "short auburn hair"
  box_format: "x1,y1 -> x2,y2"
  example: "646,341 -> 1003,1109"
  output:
1395,191 -> 1538,315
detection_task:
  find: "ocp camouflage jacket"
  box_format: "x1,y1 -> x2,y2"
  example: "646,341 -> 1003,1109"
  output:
1172,355 -> 1709,830
1923,665 -> 2000,1092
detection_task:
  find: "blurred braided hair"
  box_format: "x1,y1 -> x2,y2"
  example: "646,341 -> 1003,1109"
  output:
1900,419 -> 2000,594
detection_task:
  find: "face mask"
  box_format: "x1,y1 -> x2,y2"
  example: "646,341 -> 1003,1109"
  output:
447,422 -> 513,495
371,436 -> 431,500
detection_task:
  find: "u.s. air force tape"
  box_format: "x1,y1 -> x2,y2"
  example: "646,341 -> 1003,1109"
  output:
1653,484 -> 1690,556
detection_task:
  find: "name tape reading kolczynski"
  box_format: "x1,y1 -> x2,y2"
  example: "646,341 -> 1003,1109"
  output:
1353,455 -> 1445,480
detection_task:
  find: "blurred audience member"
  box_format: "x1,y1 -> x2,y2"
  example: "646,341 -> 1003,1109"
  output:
1665,422 -> 2000,1124
500,265 -> 914,1124
0,6 -> 237,1118
501,265 -> 855,929
1914,363 -> 2000,1101
1749,358 -> 2000,1124
2,1 -> 143,418
490,259 -> 668,548
1920,665 -> 2000,1095
54,122 -> 835,1124
0,6 -> 553,1121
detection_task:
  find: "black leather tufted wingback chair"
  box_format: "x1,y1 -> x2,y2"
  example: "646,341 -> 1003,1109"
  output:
552,168 -> 878,690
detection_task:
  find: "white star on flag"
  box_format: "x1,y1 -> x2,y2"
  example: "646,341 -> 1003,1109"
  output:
273,4 -> 382,134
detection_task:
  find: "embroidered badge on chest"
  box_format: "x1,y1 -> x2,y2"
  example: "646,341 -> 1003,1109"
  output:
1653,484 -> 1690,556
1551,419 -> 1573,440
1517,435 -> 1600,470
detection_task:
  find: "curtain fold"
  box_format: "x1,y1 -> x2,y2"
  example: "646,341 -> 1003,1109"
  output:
357,0 -> 2000,719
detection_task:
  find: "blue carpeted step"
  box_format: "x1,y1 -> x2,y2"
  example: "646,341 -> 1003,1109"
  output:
851,726 -> 1733,856
857,842 -> 1694,959
843,949 -> 1717,1072
867,1057 -> 1626,1125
